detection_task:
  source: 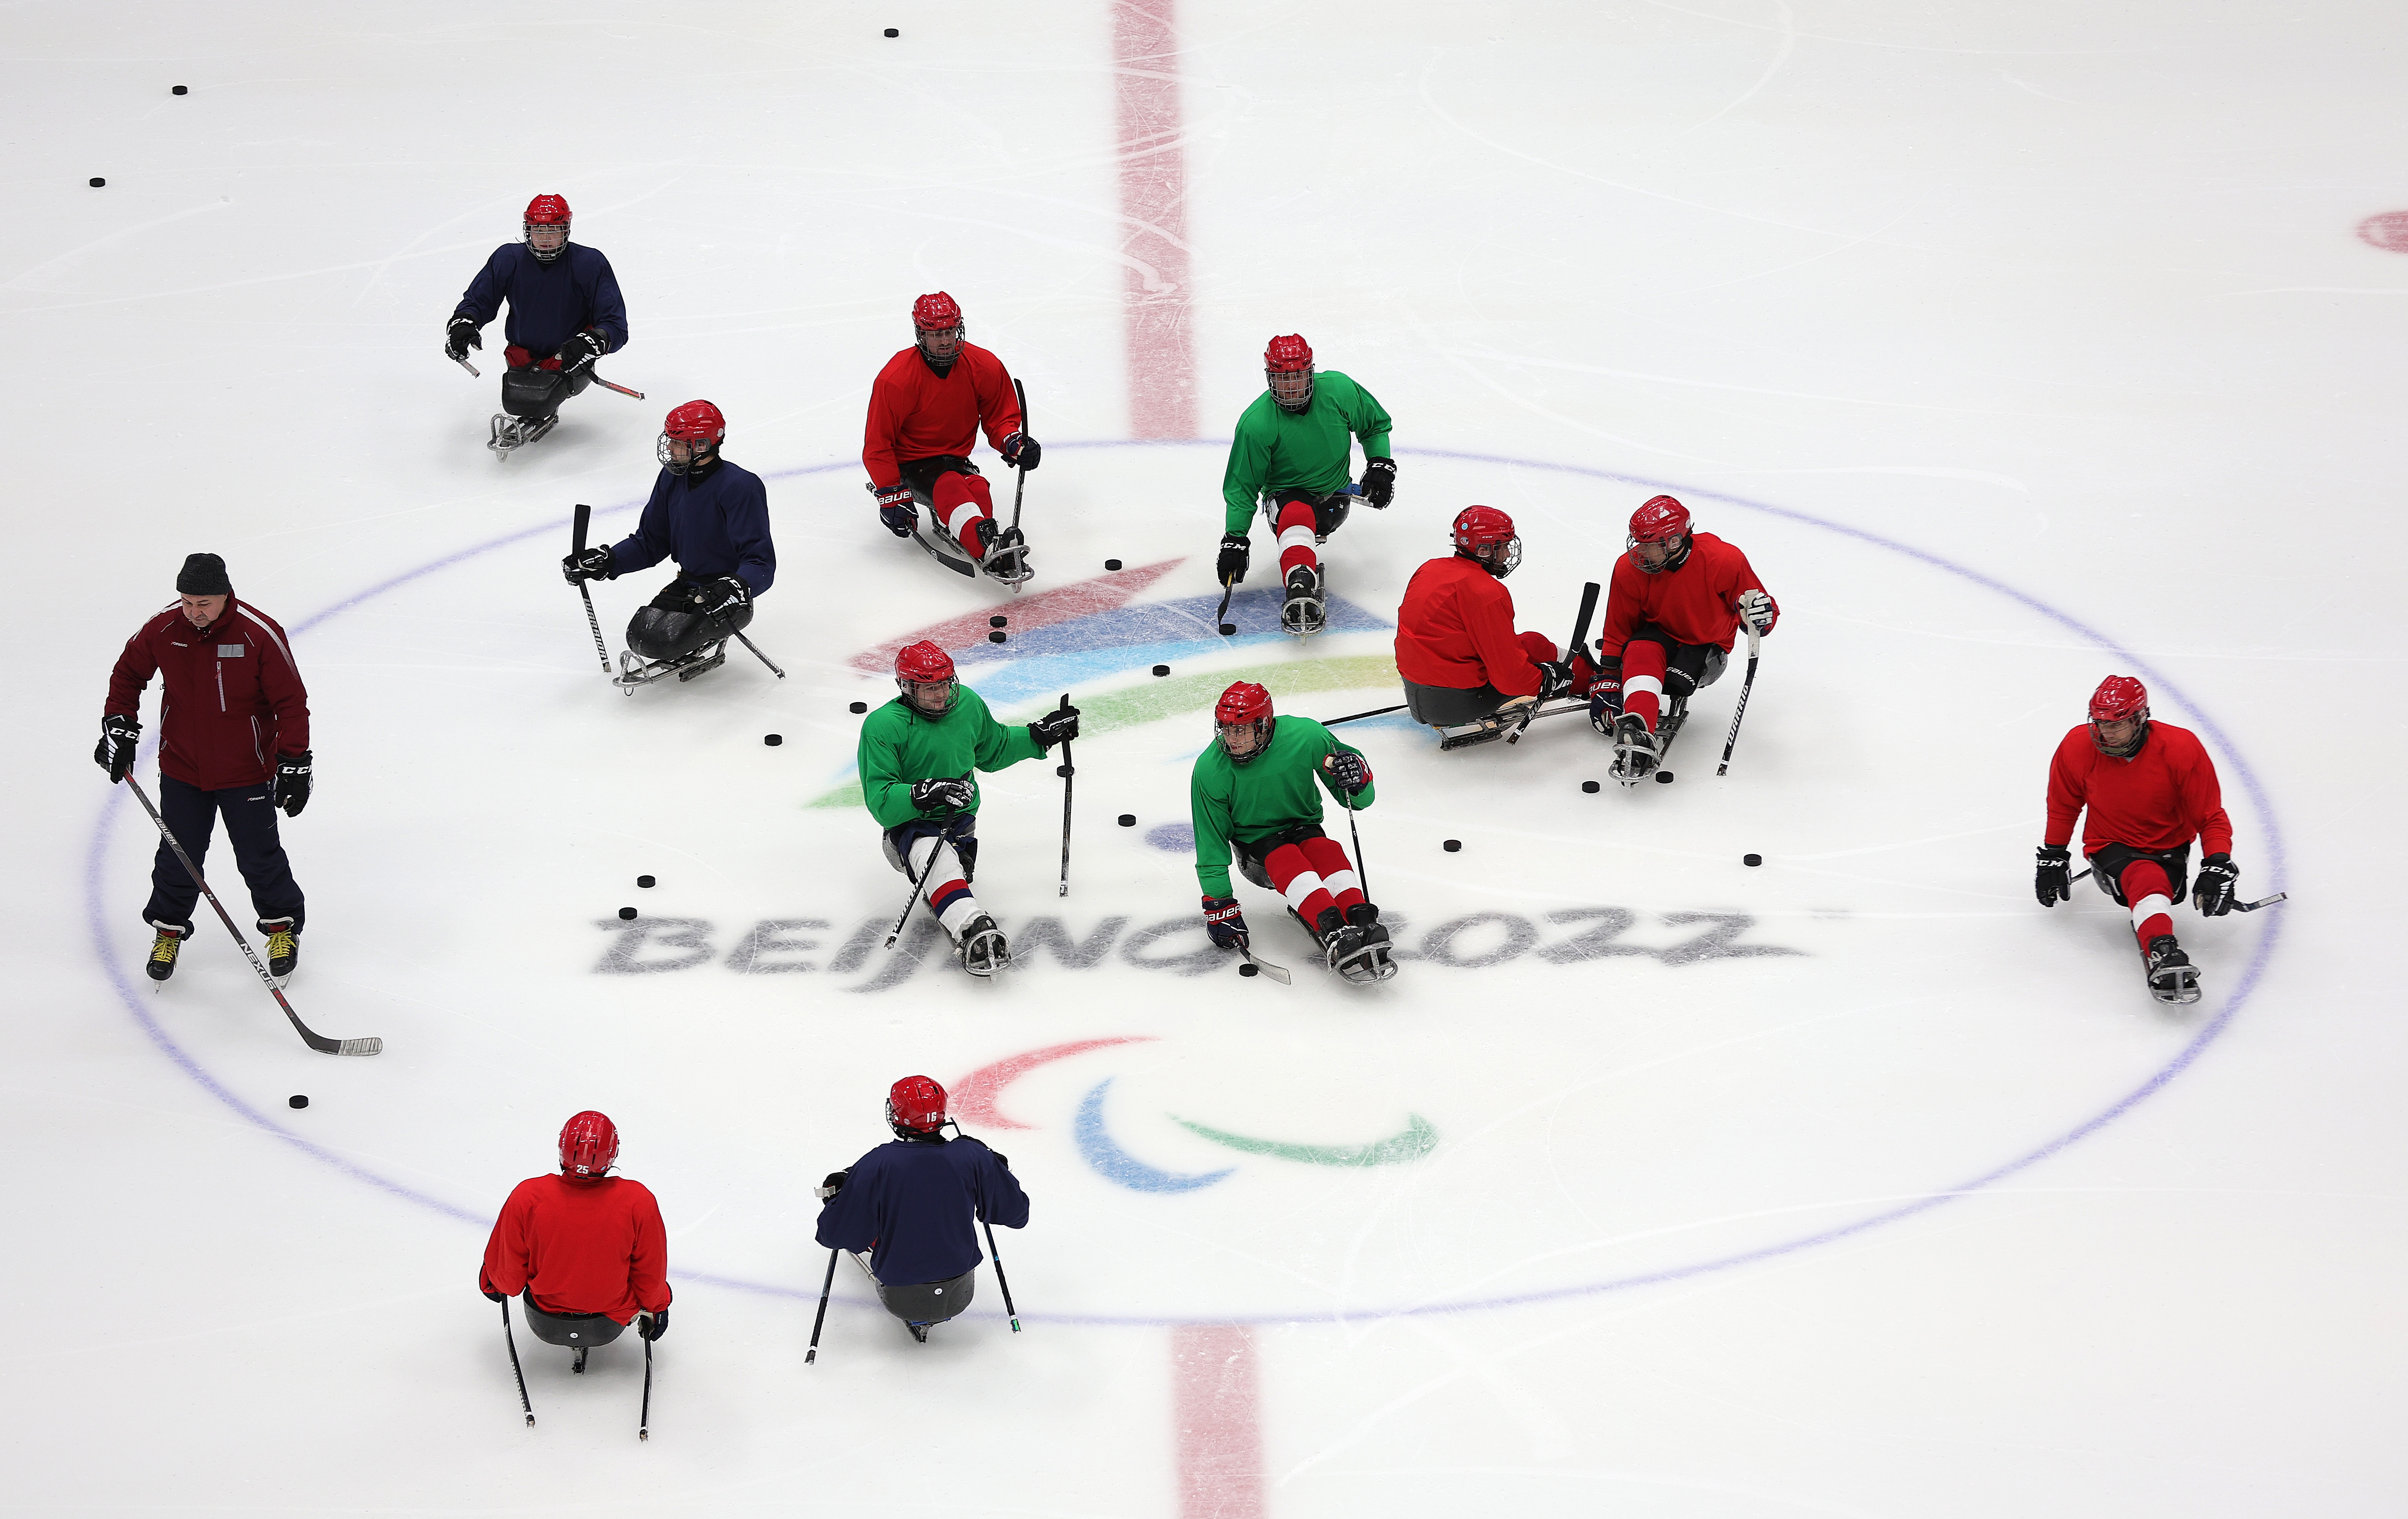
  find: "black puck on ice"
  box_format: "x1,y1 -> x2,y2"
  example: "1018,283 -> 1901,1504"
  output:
849,701 -> 867,714
1056,763 -> 1073,778
173,85 -> 188,95
1117,813 -> 1136,827
764,733 -> 782,745
1442,839 -> 1462,853
1239,962 -> 1258,977
1655,770 -> 1675,784
637,875 -> 655,888
89,177 -> 105,187
618,906 -> 638,920
288,1095 -> 308,1109
1744,853 -> 1763,867
1580,780 -> 1601,794
990,615 -> 1008,628
883,27 -> 899,37
1217,623 -> 1237,636
1151,664 -> 1170,676
1105,559 -> 1123,571
988,630 -> 1007,644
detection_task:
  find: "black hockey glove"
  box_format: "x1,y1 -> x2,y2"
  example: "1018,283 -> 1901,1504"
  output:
95,713 -> 140,782
1538,660 -> 1579,701
1359,456 -> 1397,509
2035,845 -> 2072,907
445,315 -> 482,361
1001,431 -> 1041,471
556,328 -> 608,375
638,1308 -> 669,1342
1321,749 -> 1371,796
2192,852 -> 2239,916
1216,533 -> 1251,585
562,546 -> 616,585
910,776 -> 975,814
875,485 -> 917,538
816,1170 -> 848,1201
1203,895 -> 1249,949
694,574 -> 750,620
1029,703 -> 1081,751
272,750 -> 313,818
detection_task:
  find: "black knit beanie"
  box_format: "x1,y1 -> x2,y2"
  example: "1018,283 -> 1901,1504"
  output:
176,553 -> 233,596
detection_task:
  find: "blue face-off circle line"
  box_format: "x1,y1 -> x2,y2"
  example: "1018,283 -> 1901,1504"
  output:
81,441 -> 2282,1327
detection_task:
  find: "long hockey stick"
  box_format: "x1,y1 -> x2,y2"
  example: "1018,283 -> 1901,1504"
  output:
570,505 -> 612,675
639,1323 -> 653,1440
1509,580 -> 1602,746
122,774 -> 381,1056
883,808 -> 968,949
502,1300 -> 534,1426
1716,615 -> 1765,777
981,1216 -> 1023,1333
805,1247 -> 840,1365
1055,692 -> 1074,897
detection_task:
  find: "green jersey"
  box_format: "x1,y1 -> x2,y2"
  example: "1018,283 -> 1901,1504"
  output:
857,684 -> 1045,830
1219,371 -> 1394,536
1189,716 -> 1377,896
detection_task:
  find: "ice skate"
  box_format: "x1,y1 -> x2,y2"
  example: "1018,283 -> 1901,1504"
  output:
976,521 -> 1034,589
613,640 -> 728,691
1281,563 -> 1326,638
261,917 -> 299,987
2144,934 -> 2201,1005
145,922 -> 185,983
486,411 -> 557,457
958,914 -> 1011,977
1336,903 -> 1398,983
1611,713 -> 1660,784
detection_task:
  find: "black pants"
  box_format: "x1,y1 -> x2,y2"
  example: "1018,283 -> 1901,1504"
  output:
877,1269 -> 975,1326
1620,623 -> 1729,699
899,455 -> 980,504
883,816 -> 979,881
1229,822 -> 1326,891
626,577 -> 755,661
142,774 -> 305,934
519,1293 -> 627,1348
1264,485 -> 1351,539
1403,679 -> 1513,726
2089,842 -> 2193,906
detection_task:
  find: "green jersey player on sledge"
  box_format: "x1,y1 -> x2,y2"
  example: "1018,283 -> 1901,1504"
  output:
1191,681 -> 1395,983
858,640 -> 1079,976
1215,335 -> 1395,638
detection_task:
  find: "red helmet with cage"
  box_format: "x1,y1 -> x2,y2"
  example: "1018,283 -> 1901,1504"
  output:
886,1075 -> 949,1138
913,292 -> 965,367
523,194 -> 571,264
1263,334 -> 1315,413
2088,675 -> 2151,756
894,639 -> 959,715
657,400 -> 726,474
558,1110 -> 620,1177
1214,680 -> 1275,763
1451,505 -> 1522,578
1626,495 -> 1693,574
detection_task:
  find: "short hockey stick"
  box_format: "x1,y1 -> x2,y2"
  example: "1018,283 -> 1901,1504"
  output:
1009,379 -> 1029,534
502,1299 -> 534,1426
805,1248 -> 839,1365
122,774 -> 381,1056
1716,615 -> 1765,777
1238,945 -> 1293,984
638,1322 -> 653,1440
1054,692 -> 1074,897
1507,581 -> 1601,746
2067,866 -> 2283,912
589,373 -> 645,400
1214,574 -> 1238,637
883,808 -> 969,949
1319,701 -> 1407,727
728,626 -> 785,679
454,354 -> 482,379
570,505 -> 612,675
1339,784 -> 1370,901
981,1216 -> 1023,1333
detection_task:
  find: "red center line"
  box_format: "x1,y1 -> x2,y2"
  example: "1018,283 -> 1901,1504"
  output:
1115,0 -> 1198,441
1173,1325 -> 1267,1519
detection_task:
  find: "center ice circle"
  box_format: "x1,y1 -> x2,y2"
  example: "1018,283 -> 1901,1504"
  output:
85,442 -> 2284,1326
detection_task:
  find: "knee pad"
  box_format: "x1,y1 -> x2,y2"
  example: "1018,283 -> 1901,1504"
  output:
1312,494 -> 1352,538
626,606 -> 712,661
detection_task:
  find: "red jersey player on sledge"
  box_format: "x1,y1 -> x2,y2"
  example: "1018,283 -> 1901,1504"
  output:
1588,495 -> 1776,783
480,1111 -> 671,1371
864,292 -> 1041,587
2034,676 -> 2246,1005
1395,506 -> 1592,745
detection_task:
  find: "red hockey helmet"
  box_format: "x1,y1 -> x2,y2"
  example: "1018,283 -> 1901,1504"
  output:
523,194 -> 571,264
886,1074 -> 949,1138
1264,334 -> 1315,413
1214,680 -> 1275,763
558,1110 -> 620,1177
913,292 -> 965,366
657,400 -> 726,474
1451,505 -> 1522,578
1626,495 -> 1693,574
894,639 -> 959,716
2088,674 -> 2151,756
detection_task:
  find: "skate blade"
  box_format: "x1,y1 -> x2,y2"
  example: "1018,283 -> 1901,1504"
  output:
2150,973 -> 2203,1006
1437,721 -> 1512,751
912,530 -> 978,578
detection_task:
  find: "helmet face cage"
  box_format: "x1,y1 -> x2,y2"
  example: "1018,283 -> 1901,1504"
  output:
1465,535 -> 1522,577
657,432 -> 720,474
916,321 -> 964,365
1626,530 -> 1691,574
2088,678 -> 2151,757
1216,715 -> 1273,763
2090,711 -> 2150,757
1267,365 -> 1315,413
899,675 -> 958,717
525,220 -> 569,261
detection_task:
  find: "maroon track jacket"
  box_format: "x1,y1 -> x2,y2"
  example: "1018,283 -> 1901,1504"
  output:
106,599 -> 310,791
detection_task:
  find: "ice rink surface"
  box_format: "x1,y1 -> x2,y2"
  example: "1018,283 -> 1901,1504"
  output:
5,2 -> 2403,1514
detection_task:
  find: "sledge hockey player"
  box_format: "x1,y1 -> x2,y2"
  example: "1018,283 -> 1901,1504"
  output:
864,292 -> 1040,586
444,193 -> 629,454
1192,682 -> 1395,982
98,553 -> 312,986
814,1075 -> 1029,1344
2034,676 -> 2242,1005
561,401 -> 774,688
479,1111 -> 670,1369
857,642 -> 1080,976
1589,495 -> 1776,782
1396,506 -> 1591,746
1216,335 -> 1395,637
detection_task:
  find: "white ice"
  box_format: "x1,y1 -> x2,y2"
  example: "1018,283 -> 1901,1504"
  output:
4,2 -> 2402,1515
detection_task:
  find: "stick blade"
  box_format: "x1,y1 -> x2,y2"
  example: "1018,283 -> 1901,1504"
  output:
337,1036 -> 384,1056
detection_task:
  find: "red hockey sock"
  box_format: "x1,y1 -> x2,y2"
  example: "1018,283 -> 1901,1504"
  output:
931,472 -> 995,558
2119,861 -> 2175,951
1297,835 -> 1364,912
1274,500 -> 1320,578
1263,841 -> 1339,926
1620,640 -> 1666,729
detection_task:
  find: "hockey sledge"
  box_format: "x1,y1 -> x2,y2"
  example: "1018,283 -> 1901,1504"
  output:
488,412 -> 556,457
1433,696 -> 1591,751
874,481 -> 1035,590
614,641 -> 727,692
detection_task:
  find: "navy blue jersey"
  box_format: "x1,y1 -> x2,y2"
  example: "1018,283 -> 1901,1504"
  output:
815,1135 -> 1028,1287
607,460 -> 777,597
452,242 -> 628,357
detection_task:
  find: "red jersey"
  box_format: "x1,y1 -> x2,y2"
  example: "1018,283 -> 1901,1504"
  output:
1597,532 -> 1773,657
105,599 -> 310,791
862,342 -> 1024,489
2045,722 -> 2232,856
479,1173 -> 672,1323
1395,556 -> 1546,697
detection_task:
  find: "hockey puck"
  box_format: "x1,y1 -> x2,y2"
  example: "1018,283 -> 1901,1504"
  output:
764,733 -> 782,745
1217,623 -> 1237,636
1580,780 -> 1601,794
849,701 -> 867,714
1239,962 -> 1258,978
1743,853 -> 1763,867
1442,839 -> 1462,853
637,874 -> 655,888
883,26 -> 899,36
1056,763 -> 1073,778
1117,813 -> 1136,827
1105,558 -> 1123,571
988,630 -> 1006,644
1151,664 -> 1169,676
1655,771 -> 1675,784
172,85 -> 187,95
618,906 -> 637,920
989,615 -> 1007,628
288,1095 -> 308,1109
89,177 -> 104,187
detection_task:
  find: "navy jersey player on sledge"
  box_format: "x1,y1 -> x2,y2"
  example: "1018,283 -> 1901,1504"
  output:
444,194 -> 630,455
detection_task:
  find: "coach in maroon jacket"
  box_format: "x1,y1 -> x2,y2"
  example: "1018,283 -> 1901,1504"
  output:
98,554 -> 313,985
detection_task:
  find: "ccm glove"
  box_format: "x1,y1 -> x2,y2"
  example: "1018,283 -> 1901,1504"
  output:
1322,749 -> 1371,795
1029,704 -> 1081,751
1216,533 -> 1251,585
910,776 -> 975,814
816,1170 -> 848,1201
95,713 -> 141,782
2035,845 -> 2072,907
1000,431 -> 1041,471
1736,589 -> 1778,636
2192,852 -> 2239,916
875,485 -> 917,538
445,315 -> 482,361
1359,456 -> 1397,508
563,546 -> 616,585
638,1309 -> 669,1342
556,329 -> 608,375
272,751 -> 313,818
1203,895 -> 1249,949
692,574 -> 750,619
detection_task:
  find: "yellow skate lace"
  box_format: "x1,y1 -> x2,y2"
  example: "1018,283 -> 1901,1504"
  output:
149,932 -> 183,967
265,928 -> 297,963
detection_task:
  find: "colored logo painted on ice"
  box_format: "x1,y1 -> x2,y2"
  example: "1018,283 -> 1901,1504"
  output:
1076,1078 -> 1237,1193
1172,1113 -> 1438,1167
